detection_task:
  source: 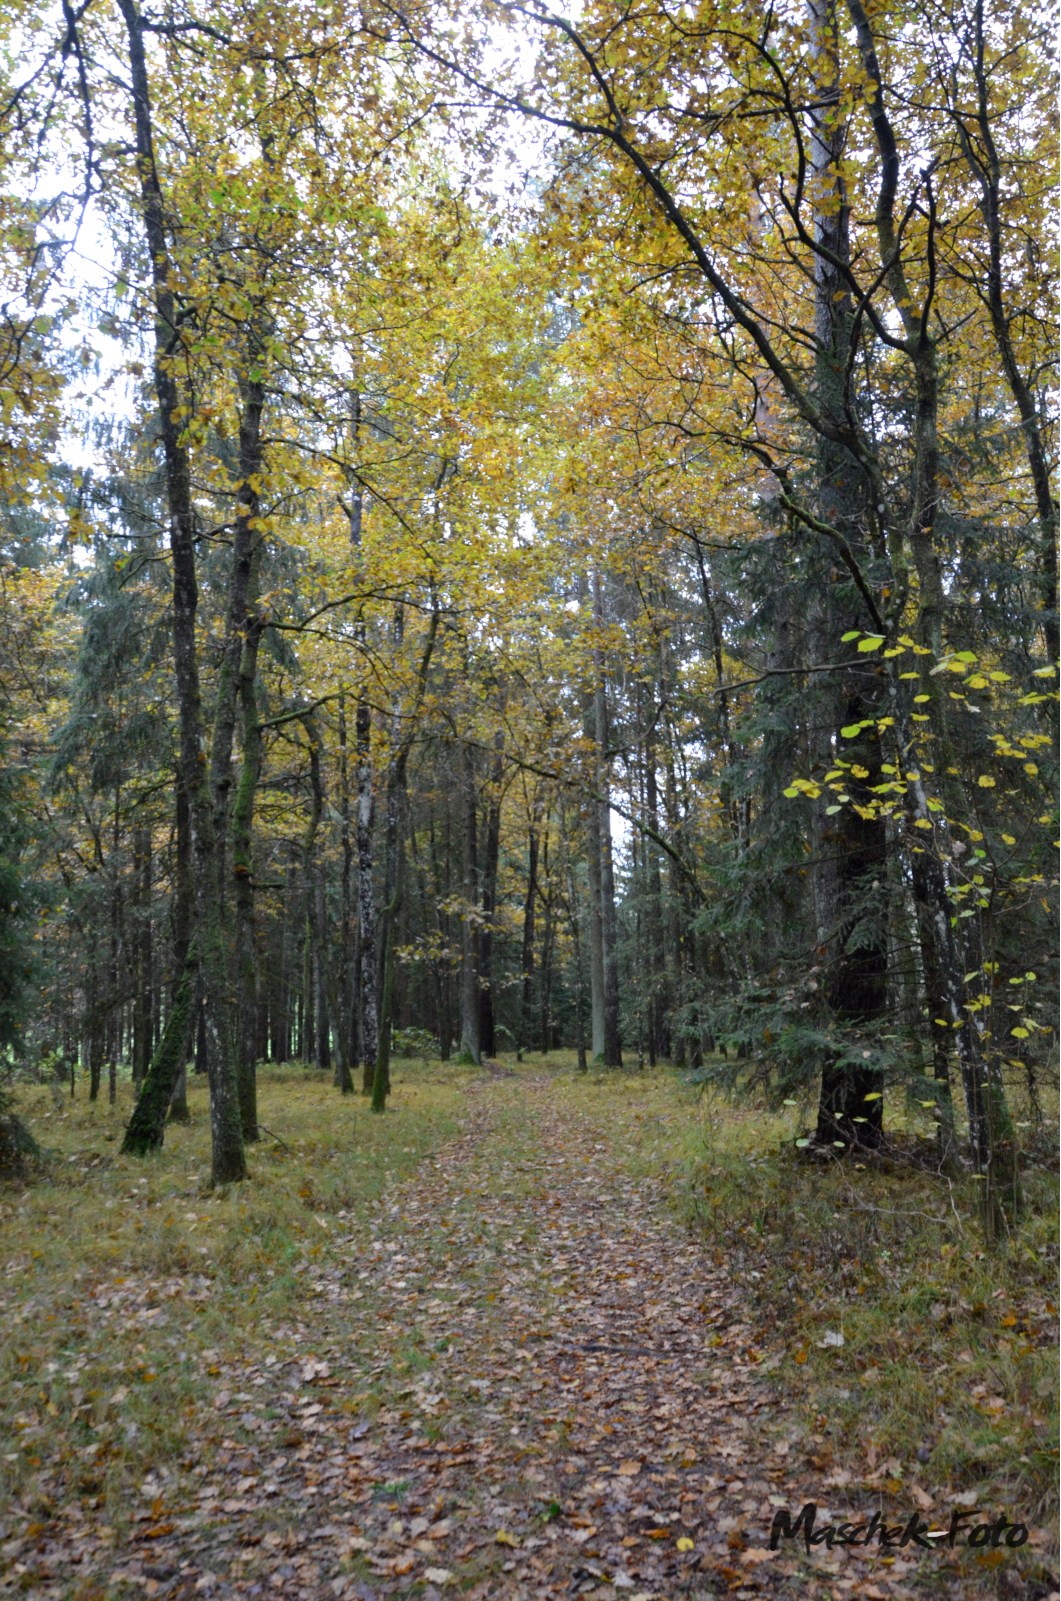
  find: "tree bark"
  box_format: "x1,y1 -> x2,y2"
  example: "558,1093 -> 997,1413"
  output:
518,795 -> 540,1060
124,766 -> 195,1152
300,713 -> 353,1094
568,859 -> 588,1071
338,697 -> 355,1080
457,738 -> 481,1066
133,826 -> 152,1088
592,573 -> 622,1067
117,0 -> 244,1184
372,606 -> 439,1104
232,588 -> 264,1139
478,735 -> 503,1057
356,693 -> 379,1092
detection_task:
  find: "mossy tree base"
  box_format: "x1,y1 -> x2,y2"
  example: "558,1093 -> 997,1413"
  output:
122,964 -> 194,1157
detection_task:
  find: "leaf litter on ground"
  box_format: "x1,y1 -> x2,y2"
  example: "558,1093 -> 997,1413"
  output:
0,1064 -> 1056,1600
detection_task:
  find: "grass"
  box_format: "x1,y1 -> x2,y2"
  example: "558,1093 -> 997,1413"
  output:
1,1047 -> 1057,1591
559,1055 -> 1060,1533
0,1060 -> 468,1529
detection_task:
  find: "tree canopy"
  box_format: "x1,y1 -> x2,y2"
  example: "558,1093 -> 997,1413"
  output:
0,0 -> 1055,1225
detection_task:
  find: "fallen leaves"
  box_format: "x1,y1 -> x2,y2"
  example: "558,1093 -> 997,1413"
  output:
4,1072 -> 1048,1601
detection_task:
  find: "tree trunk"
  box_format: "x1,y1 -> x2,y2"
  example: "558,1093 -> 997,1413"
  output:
125,767 -> 195,1152
644,739 -> 664,1065
232,592 -> 264,1139
592,573 -> 622,1067
117,0 -> 244,1185
457,739 -> 481,1066
585,797 -> 606,1061
478,736 -> 503,1057
133,827 -> 152,1088
518,799 -> 540,1060
539,834 -> 553,1054
356,692 -> 379,1092
568,860 -> 588,1071
338,697 -> 355,1080
168,768 -> 193,1124
300,713 -> 353,1095
372,768 -> 404,1111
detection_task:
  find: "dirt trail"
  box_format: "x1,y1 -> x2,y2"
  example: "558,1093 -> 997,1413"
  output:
31,1074 -> 949,1600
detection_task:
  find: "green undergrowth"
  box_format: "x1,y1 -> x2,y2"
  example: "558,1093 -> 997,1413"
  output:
566,1057 -> 1059,1532
0,1063 -> 468,1522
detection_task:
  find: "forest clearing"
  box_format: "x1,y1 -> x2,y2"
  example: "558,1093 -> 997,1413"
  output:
0,0 -> 1057,1595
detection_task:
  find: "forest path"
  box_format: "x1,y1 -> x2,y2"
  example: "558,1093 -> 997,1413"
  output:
33,1069 -> 929,1601
272,1068 -> 802,1601
168,1070 -> 895,1601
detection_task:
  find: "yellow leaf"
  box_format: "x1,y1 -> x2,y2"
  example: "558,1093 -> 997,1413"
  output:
494,1530 -> 519,1547
676,1536 -> 695,1552
976,1550 -> 1006,1569
857,636 -> 884,651
977,775 -> 996,787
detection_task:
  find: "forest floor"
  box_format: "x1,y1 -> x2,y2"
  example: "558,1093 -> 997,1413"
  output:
0,1058 -> 1057,1601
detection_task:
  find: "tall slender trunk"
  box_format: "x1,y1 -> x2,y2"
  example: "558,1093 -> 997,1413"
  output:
847,0 -> 1018,1222
372,604 -> 439,1105
278,843 -> 297,1062
478,735 -> 503,1057
568,859 -> 588,1071
232,577 -> 264,1138
117,0 -> 243,1184
519,795 -> 540,1059
341,391 -> 380,1093
356,694 -> 378,1092
88,993 -> 102,1102
432,813 -> 453,1059
956,0 -> 1057,666
585,795 -> 606,1061
538,828 -> 553,1054
644,736 -> 664,1064
591,573 -> 622,1067
458,738 -> 481,1066
372,765 -> 404,1110
300,713 -> 352,1094
133,827 -> 152,1088
168,768 -> 192,1123
338,697 -> 355,1079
